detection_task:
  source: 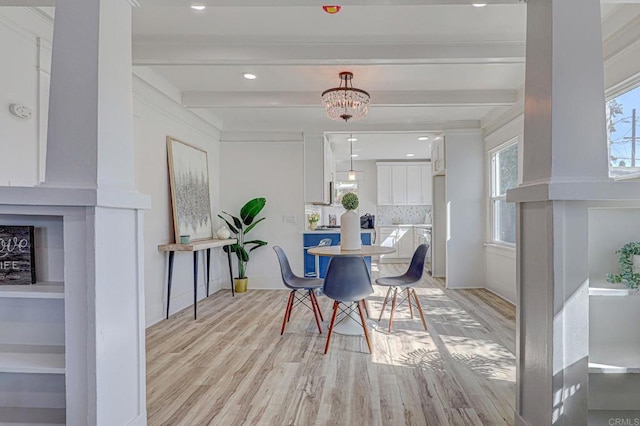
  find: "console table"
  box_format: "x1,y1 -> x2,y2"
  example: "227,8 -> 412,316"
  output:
158,238 -> 237,319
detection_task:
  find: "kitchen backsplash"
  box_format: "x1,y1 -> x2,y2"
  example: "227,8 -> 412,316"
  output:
377,205 -> 431,225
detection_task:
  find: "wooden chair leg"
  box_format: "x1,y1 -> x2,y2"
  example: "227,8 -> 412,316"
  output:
412,288 -> 428,331
378,286 -> 392,321
388,288 -> 398,333
310,290 -> 324,322
406,288 -> 414,318
281,291 -> 294,335
309,290 -> 323,334
287,290 -> 296,322
357,300 -> 373,354
324,301 -> 340,354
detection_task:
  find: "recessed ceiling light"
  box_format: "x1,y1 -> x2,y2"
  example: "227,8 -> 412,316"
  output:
435,136 -> 441,140
472,3 -> 487,7
406,153 -> 415,157
347,137 -> 358,142
190,4 -> 206,11
243,73 -> 257,80
350,154 -> 359,158
417,136 -> 429,141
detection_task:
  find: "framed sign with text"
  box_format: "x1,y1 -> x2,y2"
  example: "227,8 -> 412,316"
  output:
0,226 -> 36,285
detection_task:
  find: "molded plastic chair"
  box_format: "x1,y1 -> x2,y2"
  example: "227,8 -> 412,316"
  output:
322,256 -> 373,354
375,244 -> 429,332
305,237 -> 333,278
273,246 -> 324,335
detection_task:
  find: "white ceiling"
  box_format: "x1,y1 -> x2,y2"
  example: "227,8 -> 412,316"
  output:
128,2 -> 637,159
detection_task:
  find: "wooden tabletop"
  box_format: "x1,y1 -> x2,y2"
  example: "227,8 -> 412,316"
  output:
158,238 -> 237,252
308,245 -> 396,257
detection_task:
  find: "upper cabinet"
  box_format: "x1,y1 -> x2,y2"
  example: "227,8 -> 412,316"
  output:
377,162 -> 432,205
431,138 -> 445,175
304,134 -> 334,204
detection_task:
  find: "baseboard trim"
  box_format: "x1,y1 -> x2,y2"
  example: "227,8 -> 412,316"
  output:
515,412 -> 531,426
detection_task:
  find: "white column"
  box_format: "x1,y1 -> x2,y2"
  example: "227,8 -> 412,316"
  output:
509,0 -> 607,424
44,1 -> 148,425
45,0 -> 135,190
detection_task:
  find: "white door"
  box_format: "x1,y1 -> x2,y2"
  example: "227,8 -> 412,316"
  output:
421,165 -> 432,205
391,166 -> 407,205
397,226 -> 414,258
378,226 -> 398,259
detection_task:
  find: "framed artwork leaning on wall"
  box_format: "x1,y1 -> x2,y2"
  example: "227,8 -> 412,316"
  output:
166,136 -> 214,242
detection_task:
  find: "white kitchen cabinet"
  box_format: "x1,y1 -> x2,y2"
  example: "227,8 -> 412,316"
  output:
431,138 -> 445,176
391,166 -> 407,204
377,165 -> 393,205
377,162 -> 432,205
378,225 -> 415,261
397,226 -> 414,258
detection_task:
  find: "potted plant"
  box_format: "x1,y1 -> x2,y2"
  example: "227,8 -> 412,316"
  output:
308,213 -> 320,230
218,197 -> 268,293
607,241 -> 640,289
340,192 -> 361,250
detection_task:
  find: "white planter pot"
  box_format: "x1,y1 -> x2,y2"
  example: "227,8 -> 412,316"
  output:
340,210 -> 361,251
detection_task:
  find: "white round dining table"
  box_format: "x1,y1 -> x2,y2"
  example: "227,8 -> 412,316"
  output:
308,245 -> 396,335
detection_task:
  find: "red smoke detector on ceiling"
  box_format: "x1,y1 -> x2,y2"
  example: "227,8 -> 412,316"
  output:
322,5 -> 341,14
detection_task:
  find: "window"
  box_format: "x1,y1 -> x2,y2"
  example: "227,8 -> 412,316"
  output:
333,180 -> 358,205
607,85 -> 640,178
490,141 -> 518,245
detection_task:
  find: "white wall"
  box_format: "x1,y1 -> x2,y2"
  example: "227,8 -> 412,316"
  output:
220,139 -> 304,289
445,130 -> 485,288
0,8 -> 52,187
133,72 -> 225,326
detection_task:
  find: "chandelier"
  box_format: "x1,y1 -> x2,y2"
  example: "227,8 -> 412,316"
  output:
321,71 -> 370,122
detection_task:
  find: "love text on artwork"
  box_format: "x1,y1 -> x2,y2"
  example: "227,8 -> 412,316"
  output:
0,237 -> 30,258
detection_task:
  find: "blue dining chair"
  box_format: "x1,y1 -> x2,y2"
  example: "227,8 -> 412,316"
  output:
273,246 -> 324,335
375,244 -> 429,332
322,256 -> 373,354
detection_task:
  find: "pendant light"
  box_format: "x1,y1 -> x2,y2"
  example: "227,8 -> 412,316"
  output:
348,135 -> 356,181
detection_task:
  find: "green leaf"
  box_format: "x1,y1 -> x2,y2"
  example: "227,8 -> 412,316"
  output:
240,198 -> 266,226
245,240 -> 267,250
222,211 -> 243,231
217,214 -> 239,235
236,246 -> 249,262
243,217 -> 265,234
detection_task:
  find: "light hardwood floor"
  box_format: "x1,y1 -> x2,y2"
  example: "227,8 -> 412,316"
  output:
146,263 -> 516,426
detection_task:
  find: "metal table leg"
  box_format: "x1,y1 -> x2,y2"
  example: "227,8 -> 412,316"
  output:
193,252 -> 198,319
206,248 -> 211,297
166,251 -> 175,319
227,249 -> 235,297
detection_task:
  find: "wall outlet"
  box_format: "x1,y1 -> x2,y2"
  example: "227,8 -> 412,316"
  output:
282,215 -> 296,223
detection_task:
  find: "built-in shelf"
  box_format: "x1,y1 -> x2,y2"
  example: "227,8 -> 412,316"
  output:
589,348 -> 640,374
589,280 -> 638,297
0,407 -> 65,425
0,282 -> 64,299
0,345 -> 65,374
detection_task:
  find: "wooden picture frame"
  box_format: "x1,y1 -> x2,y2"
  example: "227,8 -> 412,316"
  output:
166,136 -> 213,242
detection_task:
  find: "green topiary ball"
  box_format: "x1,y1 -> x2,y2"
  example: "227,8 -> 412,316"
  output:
342,192 -> 359,210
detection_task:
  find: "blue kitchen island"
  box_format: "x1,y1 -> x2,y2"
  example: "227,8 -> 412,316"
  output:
303,230 -> 374,278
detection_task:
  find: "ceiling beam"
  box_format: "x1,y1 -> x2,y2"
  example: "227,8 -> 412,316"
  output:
182,89 -> 518,108
219,120 -> 481,134
133,41 -> 525,66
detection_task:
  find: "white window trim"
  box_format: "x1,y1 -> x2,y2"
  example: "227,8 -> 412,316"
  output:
487,137 -> 519,247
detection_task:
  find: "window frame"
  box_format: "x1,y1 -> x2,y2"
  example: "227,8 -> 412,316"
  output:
488,138 -> 519,248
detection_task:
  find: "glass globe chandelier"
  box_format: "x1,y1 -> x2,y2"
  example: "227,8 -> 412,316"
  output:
321,72 -> 371,122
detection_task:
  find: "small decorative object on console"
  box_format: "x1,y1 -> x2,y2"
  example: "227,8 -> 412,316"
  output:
216,226 -> 231,239
0,225 -> 36,285
308,213 -> 320,230
340,193 -> 361,251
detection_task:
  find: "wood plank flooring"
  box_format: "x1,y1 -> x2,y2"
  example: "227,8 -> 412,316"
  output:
146,263 -> 516,426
